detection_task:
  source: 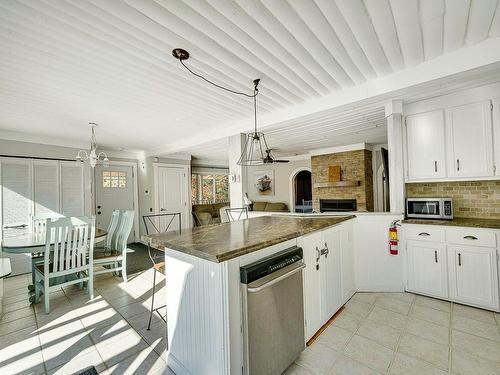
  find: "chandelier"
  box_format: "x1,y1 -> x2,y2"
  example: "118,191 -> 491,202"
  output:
76,123 -> 109,168
171,48 -> 289,166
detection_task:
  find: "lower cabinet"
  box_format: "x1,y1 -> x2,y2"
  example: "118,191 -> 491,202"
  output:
448,246 -> 499,310
301,223 -> 352,341
404,225 -> 500,312
406,241 -> 448,299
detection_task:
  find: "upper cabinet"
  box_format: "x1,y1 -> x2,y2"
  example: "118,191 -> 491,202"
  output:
446,101 -> 494,178
405,110 -> 446,180
493,98 -> 500,177
405,99 -> 496,182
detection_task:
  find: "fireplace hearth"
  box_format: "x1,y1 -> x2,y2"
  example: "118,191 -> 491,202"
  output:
319,199 -> 357,212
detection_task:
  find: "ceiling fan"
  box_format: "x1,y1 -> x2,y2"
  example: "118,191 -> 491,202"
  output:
263,148 -> 290,164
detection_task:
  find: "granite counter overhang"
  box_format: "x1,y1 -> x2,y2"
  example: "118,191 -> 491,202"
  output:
402,217 -> 500,230
144,215 -> 355,263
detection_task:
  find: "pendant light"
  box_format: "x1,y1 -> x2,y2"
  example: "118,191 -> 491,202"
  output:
172,48 -> 288,166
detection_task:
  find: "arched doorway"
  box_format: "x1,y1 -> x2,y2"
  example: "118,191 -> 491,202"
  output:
290,169 -> 312,213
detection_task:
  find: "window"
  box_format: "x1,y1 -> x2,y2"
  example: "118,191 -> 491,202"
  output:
191,173 -> 229,204
102,171 -> 127,188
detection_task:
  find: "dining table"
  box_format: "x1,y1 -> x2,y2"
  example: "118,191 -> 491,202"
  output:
1,228 -> 107,300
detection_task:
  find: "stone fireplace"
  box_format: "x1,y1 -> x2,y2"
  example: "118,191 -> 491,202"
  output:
311,149 -> 374,212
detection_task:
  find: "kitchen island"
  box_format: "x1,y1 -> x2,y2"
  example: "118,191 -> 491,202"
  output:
145,215 -> 355,375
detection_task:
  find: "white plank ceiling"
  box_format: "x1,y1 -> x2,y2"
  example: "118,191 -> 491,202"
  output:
1,0 -> 500,157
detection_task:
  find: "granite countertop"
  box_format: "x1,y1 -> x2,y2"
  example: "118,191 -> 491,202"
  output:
402,217 -> 500,230
144,215 -> 355,263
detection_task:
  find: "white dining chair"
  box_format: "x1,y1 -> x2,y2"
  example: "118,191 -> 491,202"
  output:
30,213 -> 66,288
219,206 -> 230,223
93,210 -> 135,282
34,216 -> 96,314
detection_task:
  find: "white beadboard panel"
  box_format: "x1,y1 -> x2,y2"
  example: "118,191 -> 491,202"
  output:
33,160 -> 60,215
165,249 -> 231,375
1,0 -> 499,156
60,162 -> 84,217
353,214 -> 405,292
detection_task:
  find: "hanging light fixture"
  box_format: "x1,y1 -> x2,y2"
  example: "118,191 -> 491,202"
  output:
172,48 -> 288,166
75,123 -> 109,168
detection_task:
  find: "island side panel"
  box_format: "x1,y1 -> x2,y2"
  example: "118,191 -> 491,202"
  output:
165,248 -> 232,375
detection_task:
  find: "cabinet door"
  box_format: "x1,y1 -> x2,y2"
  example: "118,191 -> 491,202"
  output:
406,241 -> 448,299
340,224 -> 355,304
446,101 -> 494,178
448,246 -> 499,310
321,228 -> 342,322
405,110 -> 446,180
493,98 -> 500,176
300,232 -> 323,341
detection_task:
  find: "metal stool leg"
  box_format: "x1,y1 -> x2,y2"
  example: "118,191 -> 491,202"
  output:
147,268 -> 157,331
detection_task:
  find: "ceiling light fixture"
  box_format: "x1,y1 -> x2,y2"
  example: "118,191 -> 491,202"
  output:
172,48 -> 288,165
76,123 -> 109,168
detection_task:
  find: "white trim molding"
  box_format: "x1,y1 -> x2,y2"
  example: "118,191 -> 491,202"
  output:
310,142 -> 372,156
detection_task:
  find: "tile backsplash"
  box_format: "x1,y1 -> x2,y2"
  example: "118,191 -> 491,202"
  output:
406,181 -> 500,219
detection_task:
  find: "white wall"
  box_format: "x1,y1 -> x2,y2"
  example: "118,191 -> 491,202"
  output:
245,158 -> 311,209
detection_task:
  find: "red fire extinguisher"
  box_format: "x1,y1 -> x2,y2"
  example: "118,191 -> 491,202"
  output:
389,220 -> 399,255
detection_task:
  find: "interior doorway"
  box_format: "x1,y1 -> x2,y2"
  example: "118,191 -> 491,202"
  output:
291,169 -> 312,213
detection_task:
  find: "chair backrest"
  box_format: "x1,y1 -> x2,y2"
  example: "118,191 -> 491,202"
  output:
32,213 -> 66,233
225,207 -> 248,222
105,210 -> 121,250
303,199 -> 312,206
219,206 -> 230,223
143,212 -> 182,235
113,210 -> 135,251
44,216 -> 95,276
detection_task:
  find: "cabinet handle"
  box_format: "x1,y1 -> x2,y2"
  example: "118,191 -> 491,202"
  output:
320,242 -> 329,258
434,161 -> 437,172
315,246 -> 321,263
434,250 -> 438,263
457,159 -> 460,172
418,232 -> 430,236
463,235 -> 478,240
458,253 -> 462,266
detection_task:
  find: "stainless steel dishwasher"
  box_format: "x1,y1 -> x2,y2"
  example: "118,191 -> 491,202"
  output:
240,246 -> 305,375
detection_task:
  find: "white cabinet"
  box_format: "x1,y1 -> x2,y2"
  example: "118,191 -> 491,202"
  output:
301,223 -> 352,341
321,227 -> 343,322
340,224 -> 355,303
448,245 -> 499,310
405,110 -> 446,180
446,101 -> 494,178
493,98 -> 500,176
301,231 -> 323,341
406,241 -> 448,299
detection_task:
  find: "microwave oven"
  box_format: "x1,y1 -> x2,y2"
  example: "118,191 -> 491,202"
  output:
406,198 -> 453,220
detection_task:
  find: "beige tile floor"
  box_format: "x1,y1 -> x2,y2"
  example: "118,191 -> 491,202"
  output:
3,271 -> 500,375
0,267 -> 173,375
286,292 -> 500,375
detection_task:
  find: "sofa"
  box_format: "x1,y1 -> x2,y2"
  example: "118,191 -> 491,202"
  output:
252,201 -> 289,212
192,203 -> 229,226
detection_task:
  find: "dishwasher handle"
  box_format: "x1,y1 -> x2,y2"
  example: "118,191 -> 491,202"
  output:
247,263 -> 305,293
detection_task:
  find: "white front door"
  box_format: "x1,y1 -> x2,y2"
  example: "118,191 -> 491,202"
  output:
95,165 -> 135,242
155,166 -> 189,230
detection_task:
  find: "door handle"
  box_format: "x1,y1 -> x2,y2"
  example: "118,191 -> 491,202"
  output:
97,211 -> 102,215
4,224 -> 28,229
434,161 -> 437,172
434,250 -> 438,263
463,235 -> 478,240
160,208 -> 167,212
457,159 -> 460,172
458,253 -> 462,266
320,242 -> 329,258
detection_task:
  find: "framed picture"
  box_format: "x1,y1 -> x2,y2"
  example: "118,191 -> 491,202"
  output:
253,170 -> 274,196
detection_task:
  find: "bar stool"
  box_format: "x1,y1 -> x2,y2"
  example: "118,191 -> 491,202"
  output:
225,207 -> 249,221
142,212 -> 182,331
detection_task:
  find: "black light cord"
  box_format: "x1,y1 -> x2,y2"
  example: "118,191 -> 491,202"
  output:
179,58 -> 258,98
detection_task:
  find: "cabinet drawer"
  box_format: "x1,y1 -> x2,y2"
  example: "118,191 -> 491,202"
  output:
404,225 -> 445,242
446,229 -> 496,247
